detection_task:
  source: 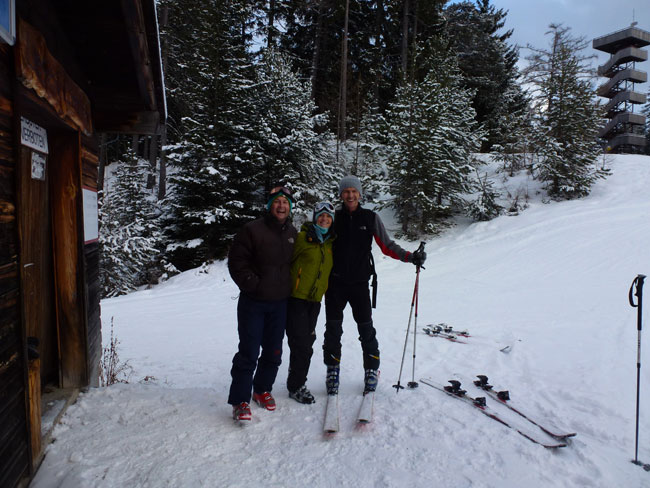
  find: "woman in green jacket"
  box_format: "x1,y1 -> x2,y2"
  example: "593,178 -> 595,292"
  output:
286,201 -> 336,404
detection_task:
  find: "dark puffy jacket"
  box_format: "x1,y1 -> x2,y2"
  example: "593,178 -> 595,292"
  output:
228,214 -> 297,301
330,205 -> 411,284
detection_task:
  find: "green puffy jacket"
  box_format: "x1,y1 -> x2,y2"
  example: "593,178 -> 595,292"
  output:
290,222 -> 335,302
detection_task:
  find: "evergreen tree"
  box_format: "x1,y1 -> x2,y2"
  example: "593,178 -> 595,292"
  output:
161,0 -> 261,269
352,95 -> 390,204
100,151 -> 164,298
444,0 -> 528,151
383,42 -> 484,238
466,169 -> 503,222
524,24 -> 608,200
251,48 -> 338,219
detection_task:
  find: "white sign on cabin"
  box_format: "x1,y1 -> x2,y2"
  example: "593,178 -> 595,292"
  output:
82,187 -> 99,244
20,117 -> 49,154
30,151 -> 46,180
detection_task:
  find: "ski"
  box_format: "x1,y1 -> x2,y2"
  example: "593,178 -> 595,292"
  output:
420,378 -> 567,449
473,375 -> 576,440
357,391 -> 375,423
425,323 -> 470,337
422,326 -> 467,344
323,394 -> 339,433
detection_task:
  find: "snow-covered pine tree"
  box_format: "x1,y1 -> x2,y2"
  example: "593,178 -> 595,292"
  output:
350,95 -> 389,205
251,49 -> 337,221
444,0 -> 528,152
466,168 -> 503,222
524,24 -> 608,199
100,150 -> 163,298
383,41 -> 484,238
162,0 -> 261,269
492,99 -> 534,177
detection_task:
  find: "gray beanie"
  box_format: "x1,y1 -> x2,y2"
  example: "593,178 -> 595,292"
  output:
338,175 -> 362,197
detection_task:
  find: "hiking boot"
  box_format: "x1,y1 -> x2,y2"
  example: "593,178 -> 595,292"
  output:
232,402 -> 251,421
252,391 -> 276,411
289,385 -> 316,404
364,369 -> 378,393
326,365 -> 340,395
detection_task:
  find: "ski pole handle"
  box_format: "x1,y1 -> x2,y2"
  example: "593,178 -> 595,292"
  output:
629,274 -> 645,308
417,241 -> 426,254
629,274 -> 646,330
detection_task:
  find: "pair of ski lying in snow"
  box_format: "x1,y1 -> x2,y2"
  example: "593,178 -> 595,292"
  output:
422,323 -> 470,343
420,375 -> 576,448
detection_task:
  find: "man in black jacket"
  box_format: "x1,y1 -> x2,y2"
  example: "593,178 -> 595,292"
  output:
323,176 -> 426,395
227,186 -> 297,421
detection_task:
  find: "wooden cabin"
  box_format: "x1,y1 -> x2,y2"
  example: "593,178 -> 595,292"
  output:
0,1 -> 165,486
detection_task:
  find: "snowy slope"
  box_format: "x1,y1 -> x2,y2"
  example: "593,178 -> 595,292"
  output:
32,155 -> 650,488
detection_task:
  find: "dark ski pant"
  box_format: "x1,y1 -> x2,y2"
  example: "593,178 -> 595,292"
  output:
285,297 -> 321,392
323,281 -> 379,370
228,294 -> 286,406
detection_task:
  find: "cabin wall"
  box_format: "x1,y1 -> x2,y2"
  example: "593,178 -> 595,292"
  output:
81,137 -> 101,386
0,43 -> 31,488
0,12 -> 103,487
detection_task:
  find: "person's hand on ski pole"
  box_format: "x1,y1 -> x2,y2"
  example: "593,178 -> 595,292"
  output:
410,242 -> 426,268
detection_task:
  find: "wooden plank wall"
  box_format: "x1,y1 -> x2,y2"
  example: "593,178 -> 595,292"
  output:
0,44 -> 31,488
82,136 -> 101,386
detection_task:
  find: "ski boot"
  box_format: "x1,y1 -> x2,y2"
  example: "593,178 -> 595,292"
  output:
326,365 -> 340,395
289,385 -> 316,404
364,369 -> 378,393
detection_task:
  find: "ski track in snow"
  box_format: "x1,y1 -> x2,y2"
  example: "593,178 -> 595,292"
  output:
32,156 -> 650,487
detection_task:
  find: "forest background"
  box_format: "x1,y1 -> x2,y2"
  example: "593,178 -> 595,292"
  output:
98,0 -> 650,298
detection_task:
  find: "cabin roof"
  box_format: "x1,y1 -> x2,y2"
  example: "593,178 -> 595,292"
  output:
19,0 -> 166,135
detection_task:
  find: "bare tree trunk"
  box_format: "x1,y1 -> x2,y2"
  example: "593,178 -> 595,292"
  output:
400,0 -> 411,78
98,133 -> 107,193
158,127 -> 167,200
157,3 -> 169,200
338,0 -> 350,144
147,136 -> 158,190
310,0 -> 326,99
131,134 -> 139,155
373,0 -> 387,102
267,0 -> 276,49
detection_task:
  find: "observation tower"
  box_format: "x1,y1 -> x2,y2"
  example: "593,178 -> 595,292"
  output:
593,24 -> 649,152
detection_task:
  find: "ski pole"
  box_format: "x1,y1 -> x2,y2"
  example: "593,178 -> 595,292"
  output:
394,242 -> 425,393
408,242 -> 426,389
629,274 -> 646,467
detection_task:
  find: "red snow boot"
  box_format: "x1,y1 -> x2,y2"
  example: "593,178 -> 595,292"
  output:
252,391 -> 276,411
233,402 -> 252,421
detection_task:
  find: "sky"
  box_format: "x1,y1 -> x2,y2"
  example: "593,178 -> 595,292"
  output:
478,0 -> 650,69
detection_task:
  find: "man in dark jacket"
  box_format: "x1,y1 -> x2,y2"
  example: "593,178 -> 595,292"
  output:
227,186 -> 297,421
323,176 -> 426,395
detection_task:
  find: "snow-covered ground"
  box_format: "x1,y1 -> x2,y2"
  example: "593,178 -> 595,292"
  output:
32,155 -> 650,487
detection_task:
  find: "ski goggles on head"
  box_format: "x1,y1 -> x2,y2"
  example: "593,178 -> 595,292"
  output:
267,186 -> 294,211
314,201 -> 334,214
313,201 -> 335,222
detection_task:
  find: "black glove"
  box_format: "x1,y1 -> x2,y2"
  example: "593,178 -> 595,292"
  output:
411,249 -> 427,267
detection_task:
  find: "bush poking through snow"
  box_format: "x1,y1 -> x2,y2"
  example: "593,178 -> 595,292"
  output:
100,318 -> 133,387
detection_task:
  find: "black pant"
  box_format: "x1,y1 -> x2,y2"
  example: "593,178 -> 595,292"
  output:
286,297 -> 321,392
228,294 -> 286,405
323,281 -> 379,370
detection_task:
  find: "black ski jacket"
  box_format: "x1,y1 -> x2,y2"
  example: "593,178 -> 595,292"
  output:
329,205 -> 412,285
228,214 -> 297,301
